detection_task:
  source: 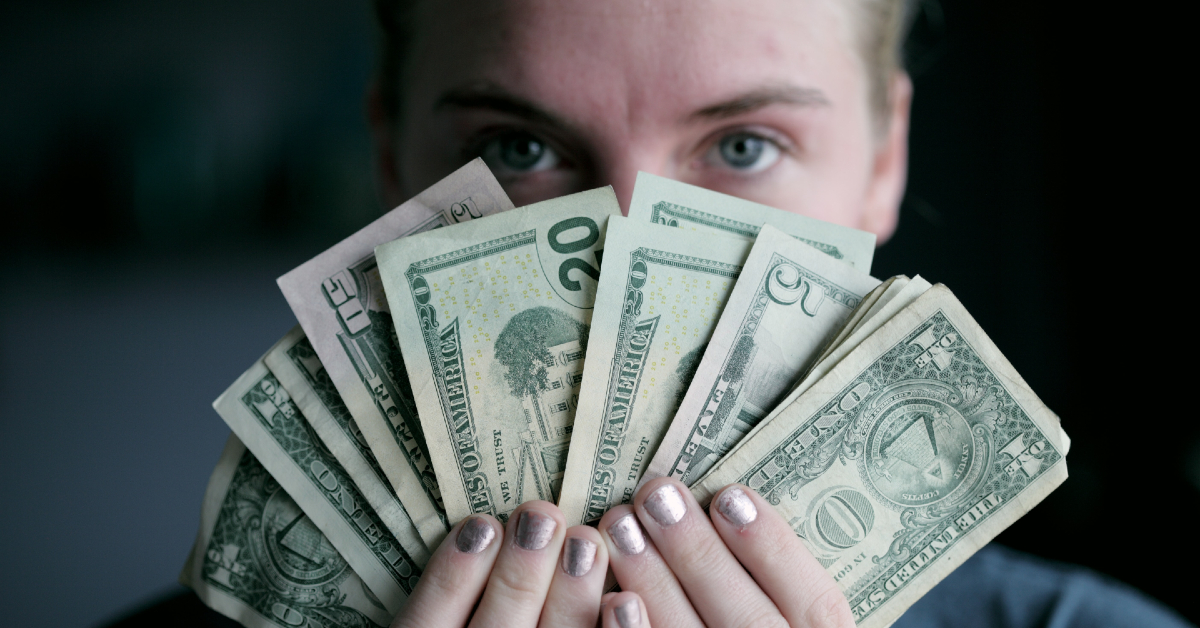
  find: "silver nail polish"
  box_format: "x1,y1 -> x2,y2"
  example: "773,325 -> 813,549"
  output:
562,537 -> 597,577
607,514 -> 646,555
456,516 -> 496,554
515,510 -> 557,550
716,487 -> 758,526
643,484 -> 687,527
614,599 -> 642,628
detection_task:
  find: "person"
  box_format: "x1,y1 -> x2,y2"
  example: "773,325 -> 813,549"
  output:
372,3 -> 911,625
363,2 -> 1194,628
105,1 -> 1194,627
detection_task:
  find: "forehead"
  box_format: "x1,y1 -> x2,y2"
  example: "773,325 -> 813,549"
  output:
405,0 -> 864,122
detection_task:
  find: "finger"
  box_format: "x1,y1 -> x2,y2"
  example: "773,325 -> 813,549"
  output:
598,505 -> 703,628
710,485 -> 854,628
392,515 -> 502,628
537,525 -> 608,628
601,591 -> 651,628
469,501 -> 567,628
634,477 -> 785,628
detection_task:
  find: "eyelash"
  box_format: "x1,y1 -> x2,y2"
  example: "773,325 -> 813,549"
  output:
698,126 -> 792,169
461,123 -> 793,177
462,127 -> 569,164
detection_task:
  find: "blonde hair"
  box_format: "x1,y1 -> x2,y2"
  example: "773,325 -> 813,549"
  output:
850,0 -> 915,125
374,0 -> 914,125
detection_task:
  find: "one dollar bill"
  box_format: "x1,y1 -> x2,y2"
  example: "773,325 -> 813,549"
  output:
644,225 -> 881,487
558,217 -> 751,525
376,187 -> 621,524
692,276 -> 933,489
213,355 -> 424,615
277,159 -> 514,547
692,285 -> 1068,628
181,435 -> 396,628
627,172 -> 876,270
264,325 -> 431,559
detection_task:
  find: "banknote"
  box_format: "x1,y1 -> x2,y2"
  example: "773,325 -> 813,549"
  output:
376,188 -> 621,523
181,435 -> 396,628
643,225 -> 881,487
626,172 -> 876,270
558,217 -> 752,525
691,276 -> 932,490
692,285 -> 1068,628
214,357 -> 424,614
277,159 -> 513,547
811,276 -> 902,370
264,325 -> 431,560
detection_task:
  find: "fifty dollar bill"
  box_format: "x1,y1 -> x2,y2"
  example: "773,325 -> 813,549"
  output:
376,187 -> 621,523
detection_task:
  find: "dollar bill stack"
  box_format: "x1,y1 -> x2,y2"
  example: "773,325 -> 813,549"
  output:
183,165 -> 1068,628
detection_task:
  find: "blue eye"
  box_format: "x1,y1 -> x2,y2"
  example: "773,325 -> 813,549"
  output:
479,132 -> 560,175
709,132 -> 781,173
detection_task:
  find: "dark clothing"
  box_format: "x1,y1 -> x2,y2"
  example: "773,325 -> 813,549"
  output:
106,545 -> 1192,628
894,545 -> 1192,628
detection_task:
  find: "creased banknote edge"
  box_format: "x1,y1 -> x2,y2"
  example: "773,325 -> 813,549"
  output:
263,325 -> 434,565
213,359 -> 408,615
179,435 -> 286,628
180,433 -> 243,590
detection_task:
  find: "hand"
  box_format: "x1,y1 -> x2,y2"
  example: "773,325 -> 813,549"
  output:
596,478 -> 855,628
391,500 -> 610,628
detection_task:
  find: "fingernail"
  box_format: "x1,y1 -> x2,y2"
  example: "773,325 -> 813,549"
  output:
562,537 -> 597,577
644,483 -> 687,527
515,510 -> 557,550
614,598 -> 642,628
607,514 -> 646,555
456,516 -> 496,554
716,487 -> 758,526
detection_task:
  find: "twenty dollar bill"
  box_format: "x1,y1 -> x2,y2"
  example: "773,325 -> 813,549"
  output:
558,217 -> 751,525
377,188 -> 621,523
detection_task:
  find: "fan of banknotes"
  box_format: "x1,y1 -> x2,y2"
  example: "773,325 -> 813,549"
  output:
181,159 -> 1070,628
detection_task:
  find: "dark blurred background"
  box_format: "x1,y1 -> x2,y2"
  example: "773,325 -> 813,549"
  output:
1,1 -> 1193,626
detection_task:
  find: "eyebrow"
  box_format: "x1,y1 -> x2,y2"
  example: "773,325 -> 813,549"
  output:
689,85 -> 830,121
435,83 -> 569,129
434,81 -> 829,128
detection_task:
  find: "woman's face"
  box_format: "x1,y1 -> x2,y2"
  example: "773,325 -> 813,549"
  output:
378,0 -> 911,241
